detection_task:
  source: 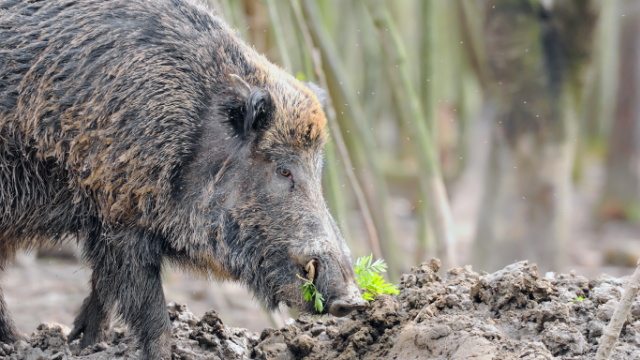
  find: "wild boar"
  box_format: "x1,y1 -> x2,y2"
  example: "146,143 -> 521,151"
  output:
0,0 -> 366,358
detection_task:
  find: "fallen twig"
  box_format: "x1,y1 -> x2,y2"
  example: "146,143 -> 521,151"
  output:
596,258 -> 640,359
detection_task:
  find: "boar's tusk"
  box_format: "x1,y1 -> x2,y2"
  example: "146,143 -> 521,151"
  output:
305,260 -> 315,282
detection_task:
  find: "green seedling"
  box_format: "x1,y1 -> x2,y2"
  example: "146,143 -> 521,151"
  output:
297,273 -> 325,312
354,254 -> 399,301
572,296 -> 586,303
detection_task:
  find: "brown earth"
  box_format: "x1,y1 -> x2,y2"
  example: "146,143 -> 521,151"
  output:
1,260 -> 639,360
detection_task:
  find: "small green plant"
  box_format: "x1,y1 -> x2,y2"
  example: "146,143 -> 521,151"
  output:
297,273 -> 325,312
572,296 -> 586,303
354,254 -> 399,301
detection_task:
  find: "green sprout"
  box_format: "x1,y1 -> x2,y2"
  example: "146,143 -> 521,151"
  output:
354,254 -> 399,301
297,273 -> 325,312
572,296 -> 586,303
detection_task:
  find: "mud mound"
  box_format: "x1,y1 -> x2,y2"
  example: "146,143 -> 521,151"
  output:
1,260 -> 639,359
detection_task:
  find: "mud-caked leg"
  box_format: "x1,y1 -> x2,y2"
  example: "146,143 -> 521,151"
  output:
78,231 -> 172,359
0,284 -> 23,343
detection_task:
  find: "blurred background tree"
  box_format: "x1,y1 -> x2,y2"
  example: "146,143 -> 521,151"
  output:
599,0 -> 640,223
471,0 -> 599,273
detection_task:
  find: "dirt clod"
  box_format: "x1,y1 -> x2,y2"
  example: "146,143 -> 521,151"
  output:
2,260 -> 639,359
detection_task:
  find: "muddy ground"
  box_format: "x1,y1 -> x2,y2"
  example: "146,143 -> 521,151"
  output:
1,260 -> 639,360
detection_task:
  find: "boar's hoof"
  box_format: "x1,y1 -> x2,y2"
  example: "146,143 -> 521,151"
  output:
328,298 -> 368,317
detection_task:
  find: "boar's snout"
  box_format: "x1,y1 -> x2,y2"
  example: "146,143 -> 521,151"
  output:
328,296 -> 368,317
326,278 -> 368,317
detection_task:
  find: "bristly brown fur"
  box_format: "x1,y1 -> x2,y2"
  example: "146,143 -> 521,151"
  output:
1,0 -> 326,235
0,1 -> 360,359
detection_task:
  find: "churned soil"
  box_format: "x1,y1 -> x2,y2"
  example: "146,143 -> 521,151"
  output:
1,260 -> 639,360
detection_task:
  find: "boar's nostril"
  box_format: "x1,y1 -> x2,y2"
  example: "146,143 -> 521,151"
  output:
328,298 -> 368,317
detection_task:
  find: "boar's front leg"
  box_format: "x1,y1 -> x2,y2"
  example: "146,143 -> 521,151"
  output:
70,231 -> 172,360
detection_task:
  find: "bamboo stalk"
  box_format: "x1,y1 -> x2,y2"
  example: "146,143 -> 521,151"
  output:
264,0 -> 293,72
456,0 -> 489,94
289,0 -> 382,261
420,0 -> 433,132
596,259 -> 640,359
416,0 -> 434,261
216,0 -> 232,25
205,0 -> 222,14
323,139 -> 352,244
300,0 -> 400,277
415,188 -> 435,264
364,0 -> 457,270
358,9 -> 385,125
220,0 -> 246,31
292,6 -> 314,80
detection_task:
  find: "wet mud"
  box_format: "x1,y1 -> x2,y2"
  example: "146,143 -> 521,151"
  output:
1,260 -> 639,359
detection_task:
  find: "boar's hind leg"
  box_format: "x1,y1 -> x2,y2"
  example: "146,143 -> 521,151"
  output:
0,284 -> 24,343
72,232 -> 172,359
67,271 -> 112,347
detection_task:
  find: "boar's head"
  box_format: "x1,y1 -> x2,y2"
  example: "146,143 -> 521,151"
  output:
180,72 -> 367,317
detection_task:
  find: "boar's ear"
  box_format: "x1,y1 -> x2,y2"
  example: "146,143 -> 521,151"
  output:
244,87 -> 274,133
228,74 -> 274,135
229,74 -> 251,97
305,82 -> 326,109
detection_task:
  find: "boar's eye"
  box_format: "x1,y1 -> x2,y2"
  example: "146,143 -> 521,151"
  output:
279,168 -> 293,179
